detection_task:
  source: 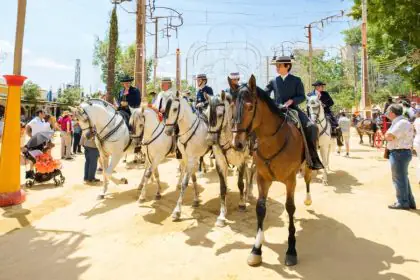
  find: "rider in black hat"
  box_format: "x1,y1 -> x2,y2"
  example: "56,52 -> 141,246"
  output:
195,73 -> 214,112
117,75 -> 141,126
308,80 -> 338,131
265,55 -> 324,170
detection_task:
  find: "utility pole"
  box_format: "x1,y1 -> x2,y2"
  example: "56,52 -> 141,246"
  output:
176,48 -> 181,91
361,0 -> 371,118
13,0 -> 27,75
305,25 -> 313,85
135,0 -> 147,101
153,18 -> 158,88
305,11 -> 345,87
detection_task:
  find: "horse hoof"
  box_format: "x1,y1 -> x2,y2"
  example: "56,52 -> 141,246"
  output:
323,181 -> 328,186
172,211 -> 181,221
137,197 -> 146,203
304,199 -> 312,206
155,194 -> 162,200
247,253 -> 262,267
284,254 -> 298,266
192,200 -> 200,208
238,205 -> 247,212
215,218 -> 226,227
97,194 -> 105,200
121,178 -> 128,184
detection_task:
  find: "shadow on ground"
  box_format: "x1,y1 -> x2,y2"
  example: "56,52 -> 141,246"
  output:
327,170 -> 362,194
216,210 -> 417,280
0,211 -> 90,280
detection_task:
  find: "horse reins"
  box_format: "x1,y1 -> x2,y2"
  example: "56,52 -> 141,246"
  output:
310,105 -> 329,137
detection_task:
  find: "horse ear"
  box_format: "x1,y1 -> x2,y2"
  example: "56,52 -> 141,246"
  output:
221,90 -> 226,101
248,75 -> 257,94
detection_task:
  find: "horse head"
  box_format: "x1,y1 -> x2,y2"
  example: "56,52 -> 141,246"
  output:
307,95 -> 325,123
232,75 -> 258,151
163,91 -> 181,136
206,91 -> 229,146
129,107 -> 145,145
69,105 -> 93,137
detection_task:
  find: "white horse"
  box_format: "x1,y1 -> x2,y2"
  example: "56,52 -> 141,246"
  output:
307,95 -> 335,185
164,92 -> 210,221
206,92 -> 255,227
130,106 -> 173,202
70,99 -> 132,198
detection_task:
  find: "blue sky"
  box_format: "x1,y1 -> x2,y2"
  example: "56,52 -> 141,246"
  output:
0,0 -> 355,93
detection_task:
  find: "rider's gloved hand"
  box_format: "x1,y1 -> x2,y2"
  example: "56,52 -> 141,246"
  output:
196,102 -> 204,108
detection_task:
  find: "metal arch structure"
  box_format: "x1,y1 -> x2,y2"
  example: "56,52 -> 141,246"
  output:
185,40 -> 264,86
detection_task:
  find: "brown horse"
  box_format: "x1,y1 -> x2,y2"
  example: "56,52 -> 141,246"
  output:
355,118 -> 377,146
232,75 -> 312,267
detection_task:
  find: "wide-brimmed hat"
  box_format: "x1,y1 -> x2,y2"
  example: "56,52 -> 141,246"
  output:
271,55 -> 293,65
196,73 -> 207,80
161,77 -> 172,83
229,72 -> 240,79
119,75 -> 134,83
312,80 -> 326,87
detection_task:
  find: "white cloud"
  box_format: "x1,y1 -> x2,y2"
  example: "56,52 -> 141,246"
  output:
0,40 -> 13,53
27,57 -> 73,70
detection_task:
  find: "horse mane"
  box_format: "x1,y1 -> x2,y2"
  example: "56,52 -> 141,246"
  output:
209,96 -> 221,127
254,86 -> 285,117
83,98 -> 116,115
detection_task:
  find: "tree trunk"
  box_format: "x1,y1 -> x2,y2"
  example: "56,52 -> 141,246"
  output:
106,6 -> 118,104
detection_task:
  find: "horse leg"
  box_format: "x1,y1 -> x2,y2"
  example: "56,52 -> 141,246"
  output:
98,155 -> 109,199
106,154 -> 128,185
284,176 -> 298,266
237,163 -> 246,211
215,162 -> 228,227
191,172 -> 200,207
247,173 -> 271,266
153,168 -> 162,200
303,165 -> 312,206
319,144 -> 328,185
359,133 -> 363,144
137,164 -> 152,202
172,159 -> 194,221
176,160 -> 185,190
244,162 -> 254,202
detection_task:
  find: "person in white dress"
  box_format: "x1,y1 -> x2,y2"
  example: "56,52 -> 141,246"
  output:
412,109 -> 420,184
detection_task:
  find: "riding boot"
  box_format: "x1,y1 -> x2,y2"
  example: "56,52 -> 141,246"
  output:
303,123 -> 324,170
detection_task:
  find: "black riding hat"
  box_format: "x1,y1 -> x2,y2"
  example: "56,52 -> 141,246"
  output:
119,75 -> 134,83
312,80 -> 326,87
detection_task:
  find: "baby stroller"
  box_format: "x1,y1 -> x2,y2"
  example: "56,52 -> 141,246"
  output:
22,131 -> 65,188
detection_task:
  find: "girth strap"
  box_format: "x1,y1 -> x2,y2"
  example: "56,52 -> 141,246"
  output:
256,133 -> 290,180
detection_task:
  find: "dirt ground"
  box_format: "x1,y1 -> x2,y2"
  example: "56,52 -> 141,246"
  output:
0,129 -> 419,280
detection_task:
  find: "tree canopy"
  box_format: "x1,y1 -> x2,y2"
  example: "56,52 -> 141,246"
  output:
57,87 -> 82,105
350,0 -> 420,89
22,81 -> 41,102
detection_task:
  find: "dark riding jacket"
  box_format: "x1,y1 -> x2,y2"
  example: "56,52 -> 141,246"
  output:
265,74 -> 310,127
118,86 -> 141,109
196,85 -> 214,109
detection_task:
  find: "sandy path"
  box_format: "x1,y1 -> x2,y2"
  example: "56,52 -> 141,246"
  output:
0,129 -> 419,280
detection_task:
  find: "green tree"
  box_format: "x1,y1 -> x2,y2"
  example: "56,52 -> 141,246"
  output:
106,6 -> 119,103
350,0 -> 420,89
58,87 -> 82,105
22,81 -> 41,102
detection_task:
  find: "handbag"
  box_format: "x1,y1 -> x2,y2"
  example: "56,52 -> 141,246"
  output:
384,148 -> 390,159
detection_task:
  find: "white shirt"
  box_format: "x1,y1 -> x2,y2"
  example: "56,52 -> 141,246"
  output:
279,73 -> 289,81
27,117 -> 51,136
386,116 -> 413,150
338,116 -> 351,136
413,118 -> 420,148
153,88 -> 174,111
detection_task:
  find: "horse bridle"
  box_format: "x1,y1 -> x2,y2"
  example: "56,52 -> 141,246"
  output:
309,103 -> 329,137
164,99 -> 181,127
233,86 -> 258,136
208,103 -> 226,139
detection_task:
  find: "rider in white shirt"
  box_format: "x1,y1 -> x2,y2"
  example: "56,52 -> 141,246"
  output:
154,77 -> 174,113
